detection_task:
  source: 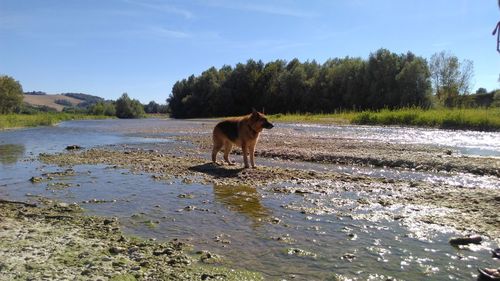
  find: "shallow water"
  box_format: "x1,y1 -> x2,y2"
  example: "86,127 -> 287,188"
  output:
1,119 -> 499,280
279,123 -> 500,157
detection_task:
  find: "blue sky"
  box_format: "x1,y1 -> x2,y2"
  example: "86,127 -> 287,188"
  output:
1,0 -> 499,103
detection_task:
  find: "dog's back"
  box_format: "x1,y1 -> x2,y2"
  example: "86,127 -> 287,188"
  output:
213,119 -> 240,144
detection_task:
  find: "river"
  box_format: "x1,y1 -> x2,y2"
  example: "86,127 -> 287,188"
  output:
1,119 -> 499,280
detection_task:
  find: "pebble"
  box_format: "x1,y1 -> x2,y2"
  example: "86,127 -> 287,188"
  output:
109,246 -> 126,254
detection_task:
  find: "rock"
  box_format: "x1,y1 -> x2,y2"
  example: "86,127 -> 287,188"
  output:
378,199 -> 392,206
449,235 -> 482,246
286,248 -> 317,258
109,246 -> 126,254
101,256 -> 112,262
183,205 -> 196,211
409,181 -> 419,187
341,253 -> 356,262
347,233 -> 357,240
128,246 -> 139,254
201,273 -> 227,280
198,251 -> 222,264
29,177 -> 43,183
271,217 -> 281,224
65,145 -> 82,150
112,261 -> 125,267
357,198 -> 369,205
153,248 -> 174,256
492,248 -> 500,258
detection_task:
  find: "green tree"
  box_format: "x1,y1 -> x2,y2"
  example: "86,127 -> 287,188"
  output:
475,87 -> 488,94
144,101 -> 160,113
429,51 -> 474,107
115,93 -> 144,118
88,101 -> 116,116
0,75 -> 23,114
365,49 -> 402,109
491,90 -> 500,107
166,49 -> 433,118
396,55 -> 432,108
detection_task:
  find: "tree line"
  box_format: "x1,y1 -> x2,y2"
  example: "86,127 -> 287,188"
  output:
87,96 -> 168,117
168,49 -> 498,118
0,76 -> 166,118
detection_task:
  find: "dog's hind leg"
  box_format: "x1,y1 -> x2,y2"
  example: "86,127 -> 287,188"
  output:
212,139 -> 223,164
223,142 -> 235,165
242,142 -> 250,168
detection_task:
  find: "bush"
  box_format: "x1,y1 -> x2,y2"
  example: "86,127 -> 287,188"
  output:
0,75 -> 24,114
88,101 -> 116,116
54,99 -> 73,107
115,93 -> 144,119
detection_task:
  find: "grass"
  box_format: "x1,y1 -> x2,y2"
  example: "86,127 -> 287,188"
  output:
268,111 -> 358,124
3,108 -> 499,131
0,113 -> 112,130
268,107 -> 500,131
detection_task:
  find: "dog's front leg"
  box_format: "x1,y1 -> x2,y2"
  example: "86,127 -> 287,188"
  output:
249,143 -> 256,168
242,142 -> 250,168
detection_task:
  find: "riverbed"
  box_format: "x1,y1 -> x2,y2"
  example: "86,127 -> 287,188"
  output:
1,118 -> 499,280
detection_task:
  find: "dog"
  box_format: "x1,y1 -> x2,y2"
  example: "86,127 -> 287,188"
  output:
212,109 -> 273,168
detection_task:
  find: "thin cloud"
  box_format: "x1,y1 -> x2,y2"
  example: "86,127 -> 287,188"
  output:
148,26 -> 191,39
197,36 -> 309,53
240,3 -> 316,18
122,0 -> 194,19
202,0 -> 316,18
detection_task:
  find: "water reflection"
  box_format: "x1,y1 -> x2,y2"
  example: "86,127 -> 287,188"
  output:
0,144 -> 25,165
213,184 -> 269,227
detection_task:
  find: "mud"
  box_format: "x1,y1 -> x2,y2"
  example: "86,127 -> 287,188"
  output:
0,200 -> 262,280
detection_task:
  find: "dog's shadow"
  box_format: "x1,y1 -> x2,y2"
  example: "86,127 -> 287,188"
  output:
188,163 -> 244,178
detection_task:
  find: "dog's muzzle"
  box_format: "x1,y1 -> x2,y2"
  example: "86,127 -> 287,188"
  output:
264,122 -> 274,129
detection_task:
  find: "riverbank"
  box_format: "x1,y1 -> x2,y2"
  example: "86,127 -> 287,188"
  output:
0,199 -> 262,280
0,113 -> 112,130
268,107 -> 500,131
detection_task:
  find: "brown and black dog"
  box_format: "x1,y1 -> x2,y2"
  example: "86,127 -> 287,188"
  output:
212,109 -> 273,168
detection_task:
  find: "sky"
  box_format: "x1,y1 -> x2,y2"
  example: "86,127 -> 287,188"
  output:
1,0 -> 499,104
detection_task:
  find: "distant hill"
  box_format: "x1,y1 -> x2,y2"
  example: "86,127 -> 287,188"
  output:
24,91 -> 47,95
23,93 -> 105,112
62,93 -> 104,108
23,94 -> 84,112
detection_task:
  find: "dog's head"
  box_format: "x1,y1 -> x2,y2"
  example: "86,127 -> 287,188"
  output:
251,108 -> 274,130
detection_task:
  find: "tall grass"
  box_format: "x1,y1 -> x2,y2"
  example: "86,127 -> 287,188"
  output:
268,111 -> 358,124
352,107 -> 500,131
268,108 -> 500,131
0,113 -> 111,130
